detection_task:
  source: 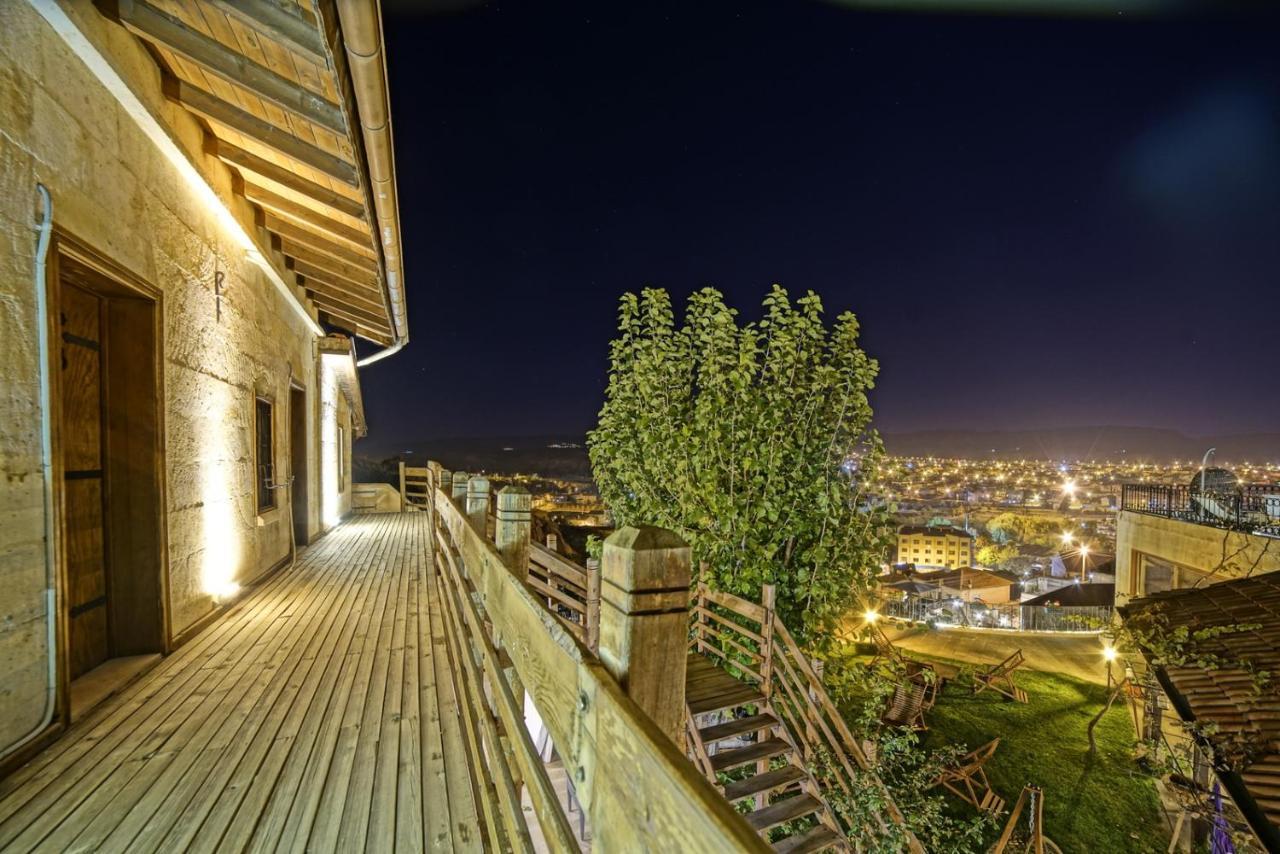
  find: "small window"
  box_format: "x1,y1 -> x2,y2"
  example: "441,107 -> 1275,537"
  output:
256,397 -> 275,512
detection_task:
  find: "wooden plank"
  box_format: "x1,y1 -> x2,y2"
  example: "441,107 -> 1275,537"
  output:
290,256 -> 378,291
203,0 -> 328,65
424,547 -> 482,850
265,212 -> 375,261
165,77 -> 357,185
111,0 -> 346,133
245,184 -> 372,251
307,293 -> 388,329
0,555 -> 320,846
127,518 -> 387,851
208,137 -> 365,219
280,238 -> 377,279
64,514 -> 387,852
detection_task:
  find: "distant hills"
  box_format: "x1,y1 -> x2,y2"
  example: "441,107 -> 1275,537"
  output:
357,426 -> 1279,477
880,427 -> 1279,463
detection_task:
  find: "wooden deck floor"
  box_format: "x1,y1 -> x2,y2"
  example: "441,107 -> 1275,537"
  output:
0,514 -> 483,853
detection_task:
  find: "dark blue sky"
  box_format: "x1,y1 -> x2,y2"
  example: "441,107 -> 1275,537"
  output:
364,0 -> 1280,443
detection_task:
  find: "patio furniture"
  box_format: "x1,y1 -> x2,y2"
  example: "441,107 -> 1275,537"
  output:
933,738 -> 1004,814
881,679 -> 928,730
973,649 -> 1029,703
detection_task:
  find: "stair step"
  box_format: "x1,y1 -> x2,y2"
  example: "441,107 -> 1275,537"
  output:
722,764 -> 807,801
699,713 -> 778,744
709,738 -> 792,772
773,824 -> 845,854
747,793 -> 824,832
687,685 -> 766,716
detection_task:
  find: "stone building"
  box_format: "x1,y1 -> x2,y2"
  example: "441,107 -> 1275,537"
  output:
0,0 -> 406,773
895,523 -> 975,569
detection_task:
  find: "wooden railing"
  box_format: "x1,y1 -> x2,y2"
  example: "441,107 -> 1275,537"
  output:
428,471 -> 767,852
690,583 -> 921,850
527,542 -> 601,651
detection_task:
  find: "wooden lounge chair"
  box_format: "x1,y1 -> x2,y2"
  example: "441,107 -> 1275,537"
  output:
867,622 -> 908,670
932,738 -> 1004,814
881,680 -> 928,730
973,649 -> 1029,703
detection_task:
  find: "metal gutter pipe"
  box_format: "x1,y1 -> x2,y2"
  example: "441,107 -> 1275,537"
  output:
335,0 -> 409,351
2,184 -> 59,763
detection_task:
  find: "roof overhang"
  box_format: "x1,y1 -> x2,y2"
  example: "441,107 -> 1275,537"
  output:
95,0 -> 408,353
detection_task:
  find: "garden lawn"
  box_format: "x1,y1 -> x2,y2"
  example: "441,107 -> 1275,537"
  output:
920,664 -> 1167,853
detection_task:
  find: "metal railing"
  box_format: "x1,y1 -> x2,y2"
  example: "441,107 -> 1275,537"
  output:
881,595 -> 1110,632
1120,483 -> 1280,538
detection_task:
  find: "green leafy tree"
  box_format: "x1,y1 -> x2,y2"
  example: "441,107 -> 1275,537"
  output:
588,286 -> 890,642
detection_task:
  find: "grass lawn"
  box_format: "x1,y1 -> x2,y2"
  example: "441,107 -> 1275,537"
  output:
841,652 -> 1168,852
922,665 -> 1167,852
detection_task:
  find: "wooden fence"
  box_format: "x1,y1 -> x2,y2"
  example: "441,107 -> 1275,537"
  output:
428,470 -> 767,852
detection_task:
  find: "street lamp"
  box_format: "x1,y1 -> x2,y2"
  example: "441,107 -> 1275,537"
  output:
1079,543 -> 1090,582
1061,531 -> 1074,548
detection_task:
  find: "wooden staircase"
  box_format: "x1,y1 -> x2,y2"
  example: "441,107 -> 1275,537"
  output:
684,584 -> 924,854
687,651 -> 845,853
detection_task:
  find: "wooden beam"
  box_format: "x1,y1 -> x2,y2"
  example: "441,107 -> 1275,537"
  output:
301,278 -> 385,317
316,311 -> 390,345
108,0 -> 346,134
203,0 -> 327,66
165,78 -> 357,186
279,238 -> 377,280
267,216 -> 377,264
244,183 -> 372,252
290,257 -> 378,293
287,257 -> 381,302
312,298 -> 389,333
303,279 -> 387,321
206,138 -> 365,220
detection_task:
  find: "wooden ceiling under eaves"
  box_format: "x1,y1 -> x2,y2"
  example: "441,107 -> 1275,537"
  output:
97,0 -> 395,346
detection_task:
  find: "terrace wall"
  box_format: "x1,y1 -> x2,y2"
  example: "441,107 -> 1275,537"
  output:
0,2 -> 347,759
1115,511 -> 1280,604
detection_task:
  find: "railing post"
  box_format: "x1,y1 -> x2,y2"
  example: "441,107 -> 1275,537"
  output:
439,469 -> 452,503
600,526 -> 691,746
756,583 -> 777,809
398,461 -> 407,512
451,471 -> 469,508
585,557 -> 601,653
466,475 -> 490,535
546,532 -> 558,552
495,486 -> 532,575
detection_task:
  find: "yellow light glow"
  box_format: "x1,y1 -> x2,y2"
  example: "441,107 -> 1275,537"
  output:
199,381 -> 242,599
1102,645 -> 1118,663
1061,531 -> 1073,546
864,609 -> 880,624
320,354 -> 346,529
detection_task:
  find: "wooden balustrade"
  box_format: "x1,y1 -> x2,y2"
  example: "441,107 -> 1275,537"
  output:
689,582 -> 921,850
429,469 -> 766,852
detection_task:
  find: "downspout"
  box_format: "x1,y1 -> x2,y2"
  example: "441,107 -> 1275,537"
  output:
335,0 -> 409,365
2,184 -> 59,763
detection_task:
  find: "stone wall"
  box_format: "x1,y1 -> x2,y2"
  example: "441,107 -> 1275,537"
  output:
1115,511 -> 1280,604
0,2 -> 344,757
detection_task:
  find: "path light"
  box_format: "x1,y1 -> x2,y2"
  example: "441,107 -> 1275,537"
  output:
1103,644 -> 1118,688
1061,531 -> 1074,547
864,609 -> 880,624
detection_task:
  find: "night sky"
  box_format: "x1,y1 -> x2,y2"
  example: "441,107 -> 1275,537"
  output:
364,0 -> 1280,445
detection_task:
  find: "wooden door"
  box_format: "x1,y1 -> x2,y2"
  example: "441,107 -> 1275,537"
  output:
61,283 -> 111,678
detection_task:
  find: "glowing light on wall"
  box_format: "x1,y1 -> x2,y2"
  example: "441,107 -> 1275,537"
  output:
320,356 -> 340,529
199,382 -> 242,599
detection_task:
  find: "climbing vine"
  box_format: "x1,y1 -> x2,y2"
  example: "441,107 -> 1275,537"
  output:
588,286 -> 891,642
